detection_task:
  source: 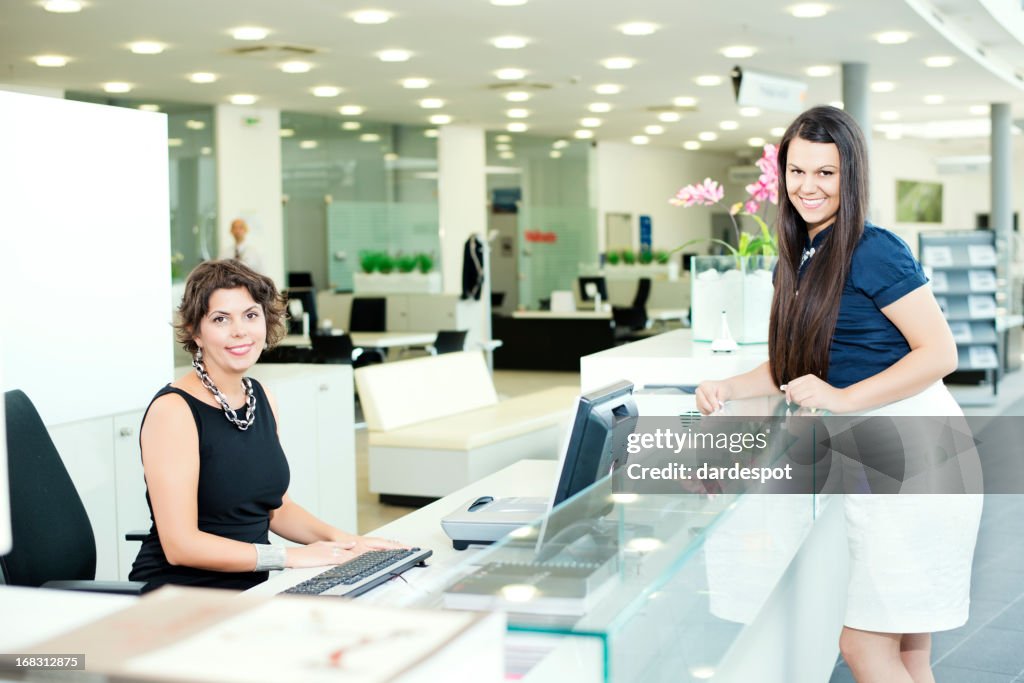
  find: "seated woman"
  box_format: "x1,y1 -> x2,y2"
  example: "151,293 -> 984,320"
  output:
130,259 -> 400,591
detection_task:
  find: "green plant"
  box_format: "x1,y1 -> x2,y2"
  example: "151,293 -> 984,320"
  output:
416,253 -> 434,273
639,250 -> 654,265
655,249 -> 670,264
621,248 -> 636,265
606,250 -> 620,265
360,251 -> 382,274
377,253 -> 395,274
396,254 -> 418,273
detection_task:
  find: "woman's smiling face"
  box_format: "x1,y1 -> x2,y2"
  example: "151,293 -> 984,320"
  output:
785,137 -> 841,235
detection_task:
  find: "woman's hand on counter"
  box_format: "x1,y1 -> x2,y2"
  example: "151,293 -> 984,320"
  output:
782,374 -> 850,414
696,380 -> 733,415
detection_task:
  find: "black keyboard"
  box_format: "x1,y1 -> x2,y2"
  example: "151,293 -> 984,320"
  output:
282,547 -> 432,598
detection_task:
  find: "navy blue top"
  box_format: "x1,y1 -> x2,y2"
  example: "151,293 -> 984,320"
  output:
802,223 -> 928,388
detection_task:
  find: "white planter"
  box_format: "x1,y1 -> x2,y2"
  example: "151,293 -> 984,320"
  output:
691,256 -> 775,344
353,271 -> 442,294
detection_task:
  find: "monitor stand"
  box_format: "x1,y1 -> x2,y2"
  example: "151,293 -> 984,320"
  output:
440,496 -> 549,550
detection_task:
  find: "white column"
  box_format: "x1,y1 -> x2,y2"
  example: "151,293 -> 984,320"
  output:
215,105 -> 284,287
990,103 -> 1013,305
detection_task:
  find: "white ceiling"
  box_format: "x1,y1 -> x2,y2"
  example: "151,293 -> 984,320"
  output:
2,0 -> 1023,151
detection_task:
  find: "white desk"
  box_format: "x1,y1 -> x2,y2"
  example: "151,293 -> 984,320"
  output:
280,331 -> 438,349
511,308 -> 686,323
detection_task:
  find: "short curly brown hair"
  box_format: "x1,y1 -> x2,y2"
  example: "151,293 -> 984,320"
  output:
175,259 -> 287,354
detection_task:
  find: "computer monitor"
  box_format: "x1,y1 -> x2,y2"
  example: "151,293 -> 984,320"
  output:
577,276 -> 609,303
283,287 -> 318,335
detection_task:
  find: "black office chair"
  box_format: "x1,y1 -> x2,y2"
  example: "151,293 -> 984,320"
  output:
632,277 -> 652,309
612,278 -> 653,343
2,390 -> 145,594
349,297 -> 387,332
311,333 -> 353,364
429,330 -> 468,355
259,345 -> 313,364
287,271 -> 314,289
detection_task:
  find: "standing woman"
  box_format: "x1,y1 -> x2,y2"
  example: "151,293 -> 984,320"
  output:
131,259 -> 400,592
696,106 -> 982,682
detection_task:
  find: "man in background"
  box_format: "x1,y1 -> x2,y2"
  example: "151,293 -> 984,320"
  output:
220,218 -> 264,274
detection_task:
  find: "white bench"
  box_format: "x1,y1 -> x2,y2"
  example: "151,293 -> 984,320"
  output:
355,351 -> 578,499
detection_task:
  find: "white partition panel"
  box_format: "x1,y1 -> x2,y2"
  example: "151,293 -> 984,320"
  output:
0,92 -> 172,426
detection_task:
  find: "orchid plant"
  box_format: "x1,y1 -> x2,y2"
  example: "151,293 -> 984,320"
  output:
670,143 -> 780,266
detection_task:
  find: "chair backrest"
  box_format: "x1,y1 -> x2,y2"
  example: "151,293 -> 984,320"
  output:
633,277 -> 652,308
287,271 -> 314,289
311,333 -> 354,364
612,305 -> 647,332
350,297 -> 387,332
2,390 -> 97,586
433,330 -> 468,354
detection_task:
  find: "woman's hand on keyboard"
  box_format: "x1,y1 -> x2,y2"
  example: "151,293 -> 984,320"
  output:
286,540 -> 357,568
344,535 -> 409,557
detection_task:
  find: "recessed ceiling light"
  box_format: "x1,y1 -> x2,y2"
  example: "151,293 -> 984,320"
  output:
499,151 -> 515,159
201,146 -> 211,155
312,86 -> 341,97
789,3 -> 829,18
341,121 -> 361,130
491,35 -> 529,49
138,104 -> 160,112
167,138 -> 183,147
618,22 -> 659,36
279,128 -> 295,137
683,141 -> 701,150
770,127 -> 786,136
549,150 -> 562,158
748,137 -> 766,146
602,57 -> 636,70
360,133 -> 381,142
698,131 -> 718,141
721,45 -> 756,59
42,0 -> 82,12
401,77 -> 431,89
875,31 -> 910,45
552,139 -> 568,149
419,98 -> 445,109
33,55 -> 68,67
580,117 -> 602,128
673,96 -> 697,107
189,72 -> 217,84
490,0 -> 528,6
129,41 -> 165,55
829,100 -> 844,109
805,65 -> 833,77
574,129 -> 594,139
631,135 -> 650,145
695,75 -> 722,87
185,120 -> 205,130
280,61 -> 312,74
644,125 -> 664,135
880,110 -> 900,121
969,104 -> 989,115
594,83 -> 622,95
383,152 -> 399,162
495,134 -> 512,142
506,108 -> 530,118
424,129 -> 439,138
299,140 -> 319,149
871,81 -> 895,93
588,102 -> 612,113
505,91 -> 531,102
507,122 -> 528,132
378,49 -> 411,62
339,105 -> 365,116
350,9 -> 393,24
495,143 -> 511,151
719,120 -> 739,130
739,107 -> 761,117
231,26 -> 269,41
924,94 -> 944,104
430,114 -> 453,125
925,55 -> 955,68
103,82 -> 132,93
230,93 -> 257,105
658,112 -> 681,122
495,68 -> 527,80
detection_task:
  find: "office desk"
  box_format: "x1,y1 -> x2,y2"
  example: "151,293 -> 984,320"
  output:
281,331 -> 438,349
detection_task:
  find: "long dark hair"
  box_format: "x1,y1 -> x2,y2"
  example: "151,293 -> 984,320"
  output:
769,106 -> 868,387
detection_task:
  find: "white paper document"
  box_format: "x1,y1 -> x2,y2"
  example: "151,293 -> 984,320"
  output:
948,322 -> 972,344
967,270 -> 996,292
967,244 -> 997,267
929,271 -> 948,293
922,245 -> 953,267
968,295 -> 997,318
968,346 -> 998,369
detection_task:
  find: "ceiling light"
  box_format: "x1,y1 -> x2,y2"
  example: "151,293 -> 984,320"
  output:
185,120 -> 205,130
491,35 -> 529,49
673,96 -> 697,107
339,105 -> 365,116
829,100 -> 844,109
549,150 -> 562,158
789,3 -> 829,18
720,45 -> 756,59
189,72 -> 217,84
230,93 -> 257,105
102,82 -> 132,93
495,134 -> 511,142
495,143 -> 511,151
490,0 -> 528,5
495,68 -> 527,80
588,102 -> 612,113
42,0 -> 82,12
360,133 -> 381,142
507,122 -> 528,132
401,77 -> 431,89
683,141 -> 701,150
618,22 -> 659,36
33,55 -> 68,67
770,127 -> 786,136
969,104 -> 989,115
138,104 -> 160,112
924,94 -> 945,104
419,98 -> 445,109
602,57 -> 636,70
925,55 -> 955,68
871,81 -> 895,93
552,139 -> 568,149
631,135 -> 650,145
424,129 -> 439,138
644,125 -> 664,135
580,117 -> 602,128
129,41 -> 165,55
658,112 -> 681,122
805,65 -> 833,77
739,107 -> 761,117
695,75 -> 722,87
279,128 -> 295,137
698,131 -> 718,141
231,26 -> 269,41
299,140 -> 319,149
280,61 -> 312,74
574,129 -> 594,139
378,49 -> 411,62
875,31 -> 910,45
505,91 -> 531,102
312,86 -> 341,97
341,121 -> 361,130
167,138 -> 183,147
719,120 -> 739,130
594,83 -> 622,95
748,137 -> 766,146
201,147 -> 211,155
880,110 -> 900,121
383,153 -> 399,162
499,151 -> 515,159
506,108 -> 530,118
430,114 -> 453,125
349,9 -> 393,24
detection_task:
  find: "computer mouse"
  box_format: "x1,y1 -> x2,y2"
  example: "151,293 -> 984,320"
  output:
468,496 -> 494,511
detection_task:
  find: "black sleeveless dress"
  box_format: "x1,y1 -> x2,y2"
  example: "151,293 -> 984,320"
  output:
129,379 -> 290,591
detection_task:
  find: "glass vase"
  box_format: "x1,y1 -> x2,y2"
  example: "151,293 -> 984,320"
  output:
690,255 -> 776,344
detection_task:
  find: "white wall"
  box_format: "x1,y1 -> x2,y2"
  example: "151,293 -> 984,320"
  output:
0,83 -> 64,98
215,105 -> 284,286
0,92 -> 172,425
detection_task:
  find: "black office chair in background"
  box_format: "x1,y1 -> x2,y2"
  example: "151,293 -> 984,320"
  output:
429,330 -> 468,355
349,297 -> 387,332
612,277 -> 653,343
2,390 -> 145,594
287,271 -> 314,289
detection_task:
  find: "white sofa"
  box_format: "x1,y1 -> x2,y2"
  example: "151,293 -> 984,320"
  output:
355,351 -> 578,499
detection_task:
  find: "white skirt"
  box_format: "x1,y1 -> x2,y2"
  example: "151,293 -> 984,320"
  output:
843,382 -> 983,633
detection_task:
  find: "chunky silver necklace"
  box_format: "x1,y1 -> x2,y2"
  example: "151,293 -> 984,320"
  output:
192,350 -> 256,430
800,246 -> 816,269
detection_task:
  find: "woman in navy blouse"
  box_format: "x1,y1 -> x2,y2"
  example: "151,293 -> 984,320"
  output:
697,106 -> 981,682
